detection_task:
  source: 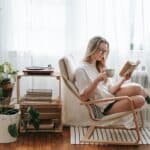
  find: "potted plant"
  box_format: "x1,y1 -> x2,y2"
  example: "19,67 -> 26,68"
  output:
0,62 -> 17,105
0,62 -> 20,143
0,62 -> 40,143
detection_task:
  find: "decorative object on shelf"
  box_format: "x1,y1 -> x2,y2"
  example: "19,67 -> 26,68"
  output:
23,66 -> 54,75
26,66 -> 46,70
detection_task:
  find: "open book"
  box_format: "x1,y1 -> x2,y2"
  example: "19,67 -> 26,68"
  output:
119,60 -> 140,77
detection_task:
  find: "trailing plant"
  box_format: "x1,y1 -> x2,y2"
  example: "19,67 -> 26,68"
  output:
21,106 -> 40,131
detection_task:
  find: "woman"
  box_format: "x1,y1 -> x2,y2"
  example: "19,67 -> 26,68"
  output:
74,36 -> 149,116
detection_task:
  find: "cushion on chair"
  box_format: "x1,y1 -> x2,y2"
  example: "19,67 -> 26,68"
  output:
63,56 -> 76,82
59,58 -> 69,81
59,56 -> 76,82
65,79 -> 79,97
59,56 -> 93,125
59,55 -> 79,95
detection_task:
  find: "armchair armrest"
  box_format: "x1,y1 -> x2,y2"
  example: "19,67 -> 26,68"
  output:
80,96 -> 137,120
80,96 -> 140,126
80,96 -> 137,114
80,96 -> 132,105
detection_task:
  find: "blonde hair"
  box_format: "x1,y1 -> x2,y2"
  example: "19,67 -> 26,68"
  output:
84,36 -> 109,72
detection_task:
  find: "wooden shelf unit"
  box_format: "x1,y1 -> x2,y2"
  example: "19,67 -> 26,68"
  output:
16,71 -> 63,133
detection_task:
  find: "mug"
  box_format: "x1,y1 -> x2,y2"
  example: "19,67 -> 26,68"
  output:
105,69 -> 114,78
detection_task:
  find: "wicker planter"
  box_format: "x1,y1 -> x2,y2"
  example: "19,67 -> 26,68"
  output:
0,83 -> 14,105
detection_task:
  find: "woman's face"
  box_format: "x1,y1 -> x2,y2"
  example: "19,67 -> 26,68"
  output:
93,42 -> 108,62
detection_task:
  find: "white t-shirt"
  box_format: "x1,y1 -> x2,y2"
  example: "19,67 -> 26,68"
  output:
74,62 -> 115,112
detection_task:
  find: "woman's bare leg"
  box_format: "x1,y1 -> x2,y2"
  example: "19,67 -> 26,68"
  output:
105,95 -> 145,115
115,83 -> 147,97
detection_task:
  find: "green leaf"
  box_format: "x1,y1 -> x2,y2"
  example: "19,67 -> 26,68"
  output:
27,106 -> 40,130
30,118 -> 40,130
8,124 -> 19,138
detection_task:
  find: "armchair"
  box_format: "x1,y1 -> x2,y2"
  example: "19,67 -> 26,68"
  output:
59,56 -> 143,145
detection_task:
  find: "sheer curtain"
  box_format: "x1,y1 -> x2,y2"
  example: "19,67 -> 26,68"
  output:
0,0 -> 66,69
66,0 -> 150,78
0,0 -> 67,97
0,0 -> 150,93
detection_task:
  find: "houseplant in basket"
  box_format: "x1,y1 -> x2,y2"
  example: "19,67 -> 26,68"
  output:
0,61 -> 20,143
0,62 -> 40,143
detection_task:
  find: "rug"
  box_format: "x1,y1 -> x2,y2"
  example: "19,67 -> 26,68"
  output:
70,126 -> 150,145
70,107 -> 150,145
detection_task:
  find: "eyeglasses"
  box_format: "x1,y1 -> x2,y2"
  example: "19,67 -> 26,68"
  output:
97,48 -> 107,54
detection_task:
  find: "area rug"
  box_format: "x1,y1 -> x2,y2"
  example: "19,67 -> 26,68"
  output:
70,126 -> 150,144
70,107 -> 150,145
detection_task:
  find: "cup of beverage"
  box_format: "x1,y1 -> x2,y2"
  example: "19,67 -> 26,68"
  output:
105,69 -> 114,78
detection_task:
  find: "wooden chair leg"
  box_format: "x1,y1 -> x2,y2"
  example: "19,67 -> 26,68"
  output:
80,112 -> 141,145
80,126 -> 95,142
80,125 -> 140,145
80,110 -> 142,145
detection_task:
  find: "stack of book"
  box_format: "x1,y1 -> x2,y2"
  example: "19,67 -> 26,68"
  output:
21,89 -> 52,101
20,89 -> 62,132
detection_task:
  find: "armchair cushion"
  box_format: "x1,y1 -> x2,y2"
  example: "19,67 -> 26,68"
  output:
64,56 -> 76,82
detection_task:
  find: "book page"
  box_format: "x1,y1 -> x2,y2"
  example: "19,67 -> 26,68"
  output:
119,60 -> 140,77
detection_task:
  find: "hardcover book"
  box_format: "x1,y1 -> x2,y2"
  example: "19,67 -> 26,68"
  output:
119,60 -> 140,77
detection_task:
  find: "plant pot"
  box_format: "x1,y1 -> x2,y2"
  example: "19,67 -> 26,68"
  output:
0,109 -> 20,143
0,83 -> 14,105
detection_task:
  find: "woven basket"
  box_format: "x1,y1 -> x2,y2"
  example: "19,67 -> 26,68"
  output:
0,83 -> 14,105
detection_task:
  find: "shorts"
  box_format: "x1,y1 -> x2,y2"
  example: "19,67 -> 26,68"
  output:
103,101 -> 117,115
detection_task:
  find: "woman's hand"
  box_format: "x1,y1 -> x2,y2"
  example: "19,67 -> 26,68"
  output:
97,72 -> 107,82
123,71 -> 132,81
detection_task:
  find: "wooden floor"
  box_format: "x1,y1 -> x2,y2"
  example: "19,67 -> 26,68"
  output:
0,127 -> 150,150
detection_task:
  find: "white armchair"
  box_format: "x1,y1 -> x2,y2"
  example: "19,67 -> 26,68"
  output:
59,55 -> 143,145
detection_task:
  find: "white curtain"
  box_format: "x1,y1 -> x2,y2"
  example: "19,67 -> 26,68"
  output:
66,0 -> 150,78
0,0 -> 66,68
0,0 -> 150,91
